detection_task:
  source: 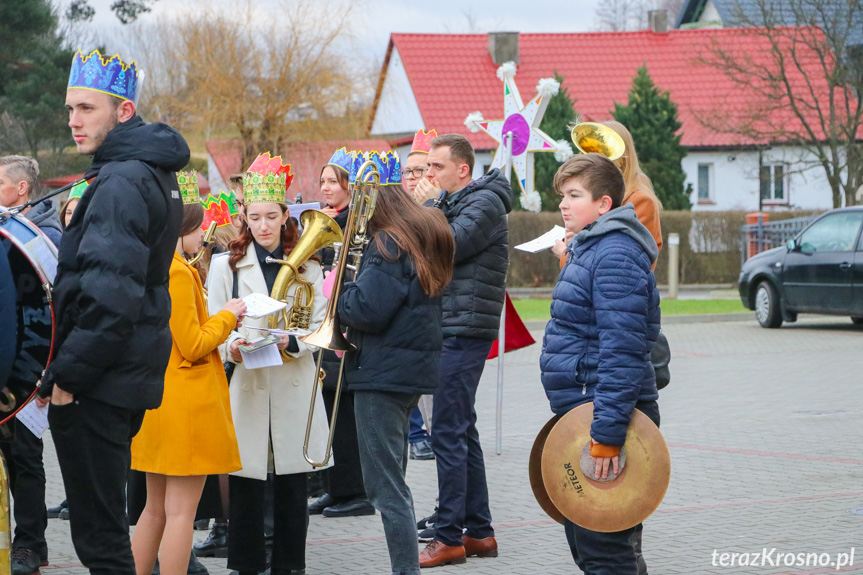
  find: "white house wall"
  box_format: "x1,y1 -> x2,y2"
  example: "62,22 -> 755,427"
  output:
683,147 -> 834,212
370,47 -> 425,139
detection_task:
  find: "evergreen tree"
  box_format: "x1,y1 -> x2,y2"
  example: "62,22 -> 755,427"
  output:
612,65 -> 692,210
535,72 -> 578,211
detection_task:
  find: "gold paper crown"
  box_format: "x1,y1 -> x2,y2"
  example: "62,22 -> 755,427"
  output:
243,171 -> 287,205
176,171 -> 200,205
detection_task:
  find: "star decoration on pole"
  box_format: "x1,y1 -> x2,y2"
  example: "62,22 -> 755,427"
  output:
465,62 -> 572,212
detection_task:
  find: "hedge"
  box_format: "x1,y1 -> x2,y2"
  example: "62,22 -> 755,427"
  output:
506,210 -> 820,287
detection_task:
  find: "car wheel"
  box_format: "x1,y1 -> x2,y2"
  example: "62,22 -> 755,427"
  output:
754,281 -> 783,328
852,317 -> 863,325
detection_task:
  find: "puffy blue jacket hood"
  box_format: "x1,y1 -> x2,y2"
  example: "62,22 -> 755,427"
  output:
571,204 -> 658,265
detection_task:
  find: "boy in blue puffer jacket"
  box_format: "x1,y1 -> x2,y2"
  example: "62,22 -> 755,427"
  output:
540,153 -> 661,575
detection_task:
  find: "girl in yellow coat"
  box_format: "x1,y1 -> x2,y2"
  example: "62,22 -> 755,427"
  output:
131,195 -> 246,575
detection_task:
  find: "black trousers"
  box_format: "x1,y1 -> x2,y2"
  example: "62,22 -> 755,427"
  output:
0,419 -> 47,557
320,388 -> 366,500
48,396 -> 144,575
228,473 -> 308,572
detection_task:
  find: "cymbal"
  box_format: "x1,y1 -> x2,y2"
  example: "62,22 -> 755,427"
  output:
529,415 -> 565,525
540,403 -> 670,532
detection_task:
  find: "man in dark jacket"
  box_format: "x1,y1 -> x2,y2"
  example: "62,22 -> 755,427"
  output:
0,155 -> 62,574
415,134 -> 512,567
35,50 -> 187,574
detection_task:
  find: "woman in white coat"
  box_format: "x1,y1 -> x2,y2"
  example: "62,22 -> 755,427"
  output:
208,153 -> 331,575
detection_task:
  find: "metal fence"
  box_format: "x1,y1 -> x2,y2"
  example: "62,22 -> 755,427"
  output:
740,214 -> 819,265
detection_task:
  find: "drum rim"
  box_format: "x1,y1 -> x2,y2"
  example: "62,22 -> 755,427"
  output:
0,212 -> 57,425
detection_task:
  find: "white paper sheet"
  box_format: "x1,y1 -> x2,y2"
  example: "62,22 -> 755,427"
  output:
289,203 -> 322,232
515,226 -> 567,253
242,293 -> 288,319
16,400 -> 49,439
240,340 -> 283,369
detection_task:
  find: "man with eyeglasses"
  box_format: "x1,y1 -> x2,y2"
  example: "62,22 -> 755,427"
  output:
405,128 -> 437,201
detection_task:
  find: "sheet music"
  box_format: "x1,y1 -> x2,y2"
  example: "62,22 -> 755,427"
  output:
240,340 -> 283,369
242,293 -> 288,319
289,203 -> 322,232
515,226 -> 567,253
16,401 -> 49,439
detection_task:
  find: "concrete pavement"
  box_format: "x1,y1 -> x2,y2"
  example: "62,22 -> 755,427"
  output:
32,316 -> 863,574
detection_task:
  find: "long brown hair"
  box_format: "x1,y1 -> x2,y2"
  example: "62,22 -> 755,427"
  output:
368,185 -> 454,297
599,120 -> 662,211
227,204 -> 299,271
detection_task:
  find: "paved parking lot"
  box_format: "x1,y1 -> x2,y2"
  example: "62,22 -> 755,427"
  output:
35,315 -> 863,574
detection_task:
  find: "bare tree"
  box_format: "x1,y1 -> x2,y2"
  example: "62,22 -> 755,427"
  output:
697,0 -> 862,207
595,0 -> 693,30
129,0 -> 370,167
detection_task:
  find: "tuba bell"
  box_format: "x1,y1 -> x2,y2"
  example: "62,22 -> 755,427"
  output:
299,158 -> 380,467
570,122 -> 626,161
264,210 -> 343,361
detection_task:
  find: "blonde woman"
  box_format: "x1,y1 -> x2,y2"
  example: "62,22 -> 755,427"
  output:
553,121 -> 663,266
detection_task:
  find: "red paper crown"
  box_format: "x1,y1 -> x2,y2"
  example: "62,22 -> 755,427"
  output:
410,128 -> 438,155
200,191 -> 235,230
246,152 -> 295,189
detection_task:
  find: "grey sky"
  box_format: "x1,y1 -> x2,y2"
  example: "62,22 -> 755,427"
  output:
80,0 -> 603,61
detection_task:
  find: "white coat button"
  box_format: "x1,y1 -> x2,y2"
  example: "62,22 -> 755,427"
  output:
293,377 -> 300,387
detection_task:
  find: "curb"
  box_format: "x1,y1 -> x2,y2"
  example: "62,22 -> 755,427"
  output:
524,312 -> 753,331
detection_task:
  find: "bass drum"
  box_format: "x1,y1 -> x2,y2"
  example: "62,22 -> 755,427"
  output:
0,211 -> 57,429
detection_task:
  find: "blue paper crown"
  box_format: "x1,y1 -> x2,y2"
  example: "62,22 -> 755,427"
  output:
365,151 -> 402,186
348,151 -> 366,182
68,49 -> 142,104
327,147 -> 356,175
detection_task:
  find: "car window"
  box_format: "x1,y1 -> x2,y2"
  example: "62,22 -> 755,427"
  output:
798,212 -> 863,253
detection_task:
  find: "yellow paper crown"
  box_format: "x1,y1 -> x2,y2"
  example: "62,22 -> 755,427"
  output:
176,171 -> 200,205
243,171 -> 287,205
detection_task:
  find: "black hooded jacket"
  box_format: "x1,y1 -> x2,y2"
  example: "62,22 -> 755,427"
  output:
435,168 -> 513,340
39,115 -> 189,409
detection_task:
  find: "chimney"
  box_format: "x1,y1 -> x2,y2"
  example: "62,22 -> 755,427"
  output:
648,9 -> 669,33
488,32 -> 519,65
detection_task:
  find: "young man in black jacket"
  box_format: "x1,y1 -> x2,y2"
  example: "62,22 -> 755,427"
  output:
35,50 -> 188,574
414,134 -> 513,568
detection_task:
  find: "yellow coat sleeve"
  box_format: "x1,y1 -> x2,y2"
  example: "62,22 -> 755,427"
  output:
169,263 -> 237,364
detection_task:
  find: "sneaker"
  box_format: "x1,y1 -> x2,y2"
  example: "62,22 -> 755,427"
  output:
416,507 -> 438,531
417,526 -> 435,543
187,550 -> 209,575
59,507 -> 70,520
11,547 -> 41,575
47,499 -> 67,519
409,440 -> 435,460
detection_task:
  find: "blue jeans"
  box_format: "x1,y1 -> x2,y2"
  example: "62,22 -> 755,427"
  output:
355,391 -> 421,575
408,407 -> 429,444
564,400 -> 660,575
430,336 -> 494,547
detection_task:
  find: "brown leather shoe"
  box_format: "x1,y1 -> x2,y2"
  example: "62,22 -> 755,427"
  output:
463,535 -> 499,558
419,541 -> 467,568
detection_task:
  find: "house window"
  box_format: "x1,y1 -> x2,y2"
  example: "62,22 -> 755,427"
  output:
760,164 -> 786,203
697,164 -> 712,202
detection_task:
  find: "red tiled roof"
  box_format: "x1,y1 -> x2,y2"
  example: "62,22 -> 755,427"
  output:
40,174 -> 85,189
384,29 -> 833,149
206,139 -> 393,204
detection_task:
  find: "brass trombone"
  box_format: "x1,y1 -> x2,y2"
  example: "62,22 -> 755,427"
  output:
300,158 -> 380,467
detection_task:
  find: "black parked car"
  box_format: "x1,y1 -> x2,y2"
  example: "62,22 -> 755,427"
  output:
738,207 -> 863,328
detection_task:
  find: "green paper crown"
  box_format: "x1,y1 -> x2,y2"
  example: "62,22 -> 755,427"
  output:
176,171 -> 200,205
243,171 -> 287,205
68,179 -> 89,200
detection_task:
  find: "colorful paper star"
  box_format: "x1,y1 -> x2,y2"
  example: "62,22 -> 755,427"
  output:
465,63 -> 565,212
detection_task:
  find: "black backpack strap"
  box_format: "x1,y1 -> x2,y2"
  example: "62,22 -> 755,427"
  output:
232,270 -> 239,299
